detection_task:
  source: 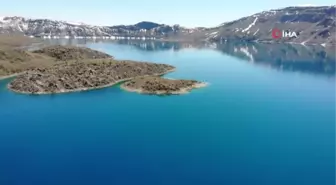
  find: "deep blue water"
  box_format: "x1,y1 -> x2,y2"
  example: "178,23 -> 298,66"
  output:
0,40 -> 335,185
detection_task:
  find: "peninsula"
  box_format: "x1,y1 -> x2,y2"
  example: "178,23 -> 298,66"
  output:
1,36 -> 207,95
8,60 -> 176,94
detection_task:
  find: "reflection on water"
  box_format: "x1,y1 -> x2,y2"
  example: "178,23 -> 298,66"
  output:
216,42 -> 335,76
42,39 -> 336,76
42,39 -> 192,51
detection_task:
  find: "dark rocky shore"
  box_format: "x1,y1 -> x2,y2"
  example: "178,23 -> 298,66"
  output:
8,60 -> 175,94
121,76 -> 207,95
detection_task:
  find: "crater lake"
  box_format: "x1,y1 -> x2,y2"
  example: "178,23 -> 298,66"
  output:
0,40 -> 335,185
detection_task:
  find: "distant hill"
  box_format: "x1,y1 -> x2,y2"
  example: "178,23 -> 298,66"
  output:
0,17 -> 192,39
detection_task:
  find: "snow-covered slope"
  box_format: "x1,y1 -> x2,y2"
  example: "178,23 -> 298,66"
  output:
0,17 -> 190,39
205,6 -> 336,45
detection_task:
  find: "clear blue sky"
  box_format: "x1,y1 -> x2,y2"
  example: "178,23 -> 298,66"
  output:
1,0 -> 335,27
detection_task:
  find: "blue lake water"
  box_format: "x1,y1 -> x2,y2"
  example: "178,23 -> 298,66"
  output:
0,40 -> 335,185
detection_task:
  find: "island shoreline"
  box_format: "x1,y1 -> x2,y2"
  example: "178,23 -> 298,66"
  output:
120,82 -> 208,95
7,69 -> 176,95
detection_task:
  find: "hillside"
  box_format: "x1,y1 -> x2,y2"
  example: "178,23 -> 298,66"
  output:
204,6 -> 336,45
0,37 -> 113,77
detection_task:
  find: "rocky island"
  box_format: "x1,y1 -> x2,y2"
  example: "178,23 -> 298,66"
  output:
121,76 -> 207,95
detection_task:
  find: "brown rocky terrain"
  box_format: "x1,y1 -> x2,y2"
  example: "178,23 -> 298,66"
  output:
121,76 -> 207,95
8,59 -> 175,94
0,47 -> 55,77
0,39 -> 115,78
33,45 -> 113,61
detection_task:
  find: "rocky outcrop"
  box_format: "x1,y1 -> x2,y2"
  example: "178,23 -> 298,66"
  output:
32,45 -> 113,61
8,60 -> 175,94
121,76 -> 207,95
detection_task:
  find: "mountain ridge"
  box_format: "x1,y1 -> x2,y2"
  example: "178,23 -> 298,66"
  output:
0,16 -> 192,39
205,5 -> 336,45
0,5 -> 335,45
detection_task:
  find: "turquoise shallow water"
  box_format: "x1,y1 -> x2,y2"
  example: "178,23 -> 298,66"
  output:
0,41 -> 335,185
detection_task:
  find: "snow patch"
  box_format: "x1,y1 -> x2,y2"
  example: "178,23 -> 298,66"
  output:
218,22 -> 226,27
65,21 -> 87,26
242,17 -> 258,33
253,29 -> 259,35
17,25 -> 23,32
